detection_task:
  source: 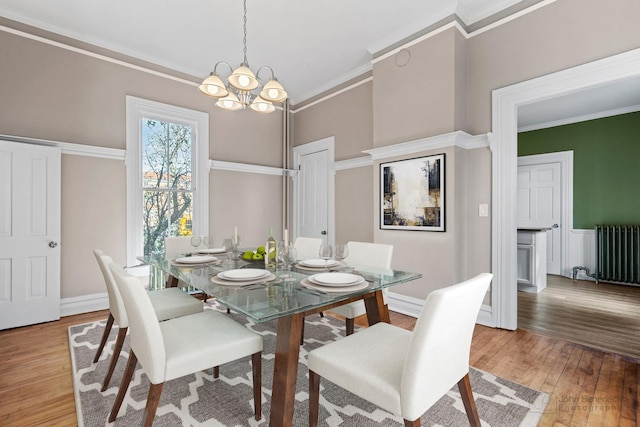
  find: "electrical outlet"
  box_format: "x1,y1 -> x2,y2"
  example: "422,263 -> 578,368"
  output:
479,204 -> 489,217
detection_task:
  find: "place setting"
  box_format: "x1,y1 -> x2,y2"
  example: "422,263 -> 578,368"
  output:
171,254 -> 221,267
301,272 -> 369,293
210,268 -> 275,287
294,258 -> 342,272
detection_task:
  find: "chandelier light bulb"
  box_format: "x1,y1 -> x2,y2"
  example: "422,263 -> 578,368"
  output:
238,75 -> 250,88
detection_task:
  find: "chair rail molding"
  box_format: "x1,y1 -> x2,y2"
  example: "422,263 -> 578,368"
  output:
209,159 -> 296,176
363,131 -> 489,161
0,134 -> 125,160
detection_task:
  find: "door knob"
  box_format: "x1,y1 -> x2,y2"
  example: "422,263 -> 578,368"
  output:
48,241 -> 58,248
320,230 -> 327,235
551,224 -> 559,228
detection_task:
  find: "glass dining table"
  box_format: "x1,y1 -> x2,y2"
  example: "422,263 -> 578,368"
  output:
139,253 -> 422,427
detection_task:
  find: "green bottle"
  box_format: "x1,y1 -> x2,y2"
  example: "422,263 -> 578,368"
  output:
265,227 -> 277,269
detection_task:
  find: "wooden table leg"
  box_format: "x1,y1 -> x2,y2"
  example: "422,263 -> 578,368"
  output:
166,274 -> 179,288
269,313 -> 304,427
364,290 -> 389,326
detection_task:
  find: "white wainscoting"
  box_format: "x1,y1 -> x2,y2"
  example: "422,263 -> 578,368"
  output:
568,228 -> 597,281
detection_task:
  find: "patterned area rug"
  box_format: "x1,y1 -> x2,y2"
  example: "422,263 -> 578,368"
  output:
69,304 -> 548,426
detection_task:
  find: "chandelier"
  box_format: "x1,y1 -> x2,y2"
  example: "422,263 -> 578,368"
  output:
198,0 -> 287,113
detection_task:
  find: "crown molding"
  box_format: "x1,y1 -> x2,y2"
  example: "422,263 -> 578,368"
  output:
363,131 -> 489,161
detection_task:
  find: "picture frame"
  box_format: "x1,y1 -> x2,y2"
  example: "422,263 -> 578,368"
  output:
380,154 -> 445,231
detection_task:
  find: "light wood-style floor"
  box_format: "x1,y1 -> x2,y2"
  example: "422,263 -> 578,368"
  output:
1,302 -> 638,426
518,275 -> 640,359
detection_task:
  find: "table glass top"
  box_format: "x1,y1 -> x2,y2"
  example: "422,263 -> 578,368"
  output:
139,253 -> 422,323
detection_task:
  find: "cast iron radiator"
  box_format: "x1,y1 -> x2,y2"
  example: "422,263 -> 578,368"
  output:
595,225 -> 640,285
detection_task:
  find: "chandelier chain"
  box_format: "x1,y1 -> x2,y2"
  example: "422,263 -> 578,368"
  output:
242,0 -> 248,65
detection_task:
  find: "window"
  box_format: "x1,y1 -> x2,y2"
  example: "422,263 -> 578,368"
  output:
126,97 -> 209,267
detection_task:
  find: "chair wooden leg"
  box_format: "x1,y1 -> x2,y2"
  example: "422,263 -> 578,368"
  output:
309,370 -> 321,427
457,373 -> 481,427
213,366 -> 220,378
345,318 -> 355,336
108,351 -> 138,422
404,419 -> 420,427
143,383 -> 164,427
101,326 -> 128,391
252,352 -> 262,420
93,313 -> 114,363
300,317 -> 305,345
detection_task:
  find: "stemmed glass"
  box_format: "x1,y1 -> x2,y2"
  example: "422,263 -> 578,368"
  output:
190,235 -> 202,254
202,236 -> 214,250
334,243 -> 349,270
318,243 -> 333,271
278,246 -> 297,271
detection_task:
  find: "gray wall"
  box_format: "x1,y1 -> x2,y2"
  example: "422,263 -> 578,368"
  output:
291,0 -> 639,301
0,19 -> 285,299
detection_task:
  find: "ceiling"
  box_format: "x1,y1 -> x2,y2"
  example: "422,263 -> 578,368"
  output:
1,0 -> 638,126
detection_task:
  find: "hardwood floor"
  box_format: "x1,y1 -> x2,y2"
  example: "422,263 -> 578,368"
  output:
1,305 -> 638,426
518,275 -> 640,359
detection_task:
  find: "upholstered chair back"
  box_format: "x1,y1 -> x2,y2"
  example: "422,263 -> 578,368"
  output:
164,236 -> 194,259
345,241 -> 393,269
94,249 -> 128,328
293,237 -> 324,261
400,273 -> 492,421
109,263 -> 167,385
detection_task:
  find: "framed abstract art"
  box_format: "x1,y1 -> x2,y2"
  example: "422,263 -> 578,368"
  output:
380,154 -> 445,231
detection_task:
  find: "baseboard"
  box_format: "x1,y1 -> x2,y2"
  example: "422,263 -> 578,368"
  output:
60,292 -> 109,317
388,291 -> 494,328
387,291 -> 422,318
476,304 -> 494,327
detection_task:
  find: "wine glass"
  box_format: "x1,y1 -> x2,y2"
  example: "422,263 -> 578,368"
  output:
318,243 -> 333,271
202,236 -> 214,250
334,243 -> 349,270
285,247 -> 298,271
190,235 -> 202,253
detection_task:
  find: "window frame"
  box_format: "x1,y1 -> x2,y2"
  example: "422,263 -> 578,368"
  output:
125,96 -> 209,267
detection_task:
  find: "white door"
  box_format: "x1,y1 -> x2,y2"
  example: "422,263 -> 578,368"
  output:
0,141 -> 61,330
517,161 -> 561,275
293,138 -> 334,245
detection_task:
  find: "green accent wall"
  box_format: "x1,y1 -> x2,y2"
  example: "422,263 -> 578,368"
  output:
518,111 -> 640,229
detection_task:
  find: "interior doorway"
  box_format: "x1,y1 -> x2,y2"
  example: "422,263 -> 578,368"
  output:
491,48 -> 640,330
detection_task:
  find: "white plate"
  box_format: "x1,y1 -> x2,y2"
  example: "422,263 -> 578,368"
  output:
174,255 -> 217,264
197,247 -> 227,254
308,273 -> 363,287
301,278 -> 369,293
218,268 -> 269,281
211,272 -> 275,286
299,259 -> 340,268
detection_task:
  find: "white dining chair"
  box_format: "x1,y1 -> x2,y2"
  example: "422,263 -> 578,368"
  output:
108,263 -> 263,426
293,236 -> 324,261
164,235 -> 196,259
327,241 -> 394,335
92,249 -> 203,392
308,273 -> 493,427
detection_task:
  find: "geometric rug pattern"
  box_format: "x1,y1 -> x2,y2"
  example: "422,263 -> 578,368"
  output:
69,303 -> 548,426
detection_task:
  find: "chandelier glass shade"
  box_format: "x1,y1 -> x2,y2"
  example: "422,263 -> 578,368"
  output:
198,0 -> 287,113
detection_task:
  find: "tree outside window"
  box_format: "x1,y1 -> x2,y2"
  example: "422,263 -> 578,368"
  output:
141,119 -> 194,255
